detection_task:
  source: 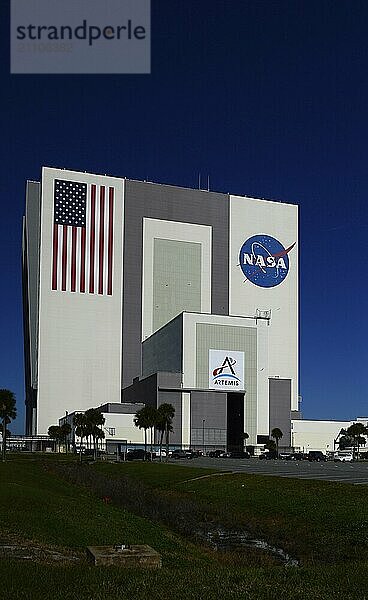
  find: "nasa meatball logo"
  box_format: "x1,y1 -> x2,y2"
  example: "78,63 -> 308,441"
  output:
239,234 -> 296,288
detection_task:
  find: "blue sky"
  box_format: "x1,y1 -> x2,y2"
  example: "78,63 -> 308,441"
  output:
1,0 -> 368,433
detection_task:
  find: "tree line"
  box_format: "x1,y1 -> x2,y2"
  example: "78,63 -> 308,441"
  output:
47,403 -> 176,462
338,422 -> 367,457
48,407 -> 105,462
0,389 -> 17,462
133,403 -> 175,461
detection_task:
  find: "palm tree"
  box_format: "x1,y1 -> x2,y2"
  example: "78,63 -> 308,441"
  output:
346,423 -> 367,459
48,425 -> 63,453
271,427 -> 283,457
0,389 -> 17,461
338,433 -> 354,451
145,406 -> 158,459
84,420 -> 93,450
242,432 -> 249,451
155,413 -> 165,461
85,408 -> 105,459
93,425 -> 105,455
74,413 -> 88,463
156,403 -> 175,462
60,422 -> 71,454
134,406 -> 152,459
265,439 -> 276,453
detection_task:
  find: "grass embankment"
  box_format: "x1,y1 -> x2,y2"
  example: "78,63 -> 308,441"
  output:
1,456 -> 368,599
95,461 -> 368,563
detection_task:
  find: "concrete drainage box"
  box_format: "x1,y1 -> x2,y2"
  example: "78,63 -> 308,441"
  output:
86,544 -> 162,568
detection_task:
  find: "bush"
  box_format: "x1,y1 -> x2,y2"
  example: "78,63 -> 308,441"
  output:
47,463 -> 220,541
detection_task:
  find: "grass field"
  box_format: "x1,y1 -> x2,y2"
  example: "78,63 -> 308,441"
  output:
1,455 -> 368,599
94,461 -> 368,563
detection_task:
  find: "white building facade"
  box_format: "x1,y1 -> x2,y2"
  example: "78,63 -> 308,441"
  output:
292,418 -> 368,454
23,167 -> 299,449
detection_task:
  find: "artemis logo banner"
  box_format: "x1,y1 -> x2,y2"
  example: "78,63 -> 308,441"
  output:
209,350 -> 245,391
11,0 -> 150,74
239,234 -> 296,288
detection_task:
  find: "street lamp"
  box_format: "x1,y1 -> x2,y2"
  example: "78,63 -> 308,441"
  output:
202,419 -> 206,455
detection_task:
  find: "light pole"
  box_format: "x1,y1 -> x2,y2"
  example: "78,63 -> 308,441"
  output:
202,419 -> 205,455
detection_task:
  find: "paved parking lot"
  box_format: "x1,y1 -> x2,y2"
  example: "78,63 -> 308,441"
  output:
171,457 -> 368,485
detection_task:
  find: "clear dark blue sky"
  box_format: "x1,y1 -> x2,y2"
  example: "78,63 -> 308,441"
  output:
1,1 -> 368,433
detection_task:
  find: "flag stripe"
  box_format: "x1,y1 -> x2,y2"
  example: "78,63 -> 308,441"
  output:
75,227 -> 81,294
89,185 -> 96,294
66,225 -> 72,292
80,227 -> 86,293
94,190 -> 100,292
57,225 -> 63,291
107,187 -> 114,296
52,224 -> 58,290
71,227 -> 77,292
98,186 -> 105,294
85,184 -> 91,294
62,226 -> 68,291
103,189 -> 109,294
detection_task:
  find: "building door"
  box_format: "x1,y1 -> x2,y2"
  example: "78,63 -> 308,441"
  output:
227,393 -> 244,451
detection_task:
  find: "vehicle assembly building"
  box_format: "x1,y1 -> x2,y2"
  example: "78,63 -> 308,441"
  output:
22,167 -> 299,450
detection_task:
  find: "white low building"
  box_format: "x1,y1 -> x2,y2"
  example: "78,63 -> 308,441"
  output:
291,417 -> 368,454
59,403 -> 146,453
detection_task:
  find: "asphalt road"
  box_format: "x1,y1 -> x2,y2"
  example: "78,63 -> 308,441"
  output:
169,456 -> 368,485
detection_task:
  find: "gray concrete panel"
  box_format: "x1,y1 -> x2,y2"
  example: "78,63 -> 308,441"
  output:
123,373 -> 158,408
158,390 -> 182,445
195,323 -> 257,442
153,239 -> 201,332
190,391 -> 227,445
157,371 -> 182,389
123,180 -> 229,388
23,181 -> 41,434
269,378 -> 291,447
26,181 -> 41,388
142,314 -> 182,378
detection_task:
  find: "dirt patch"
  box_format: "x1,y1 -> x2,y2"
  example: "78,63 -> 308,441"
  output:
0,533 -> 81,564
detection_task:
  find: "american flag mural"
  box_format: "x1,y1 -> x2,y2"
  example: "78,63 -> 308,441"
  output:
51,179 -> 114,295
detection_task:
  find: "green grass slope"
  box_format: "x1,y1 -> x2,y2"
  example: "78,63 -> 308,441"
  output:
1,456 -> 368,600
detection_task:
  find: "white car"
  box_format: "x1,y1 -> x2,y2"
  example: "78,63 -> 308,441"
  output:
334,452 -> 353,462
157,449 -> 171,458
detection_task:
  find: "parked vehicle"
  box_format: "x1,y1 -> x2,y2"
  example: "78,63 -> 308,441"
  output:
171,449 -> 191,460
334,451 -> 353,462
125,449 -> 156,461
307,451 -> 326,462
80,448 -> 106,457
184,449 -> 199,459
279,452 -> 293,460
217,450 -> 231,458
259,450 -> 277,460
228,451 -> 250,459
289,452 -> 305,461
208,449 -> 229,458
